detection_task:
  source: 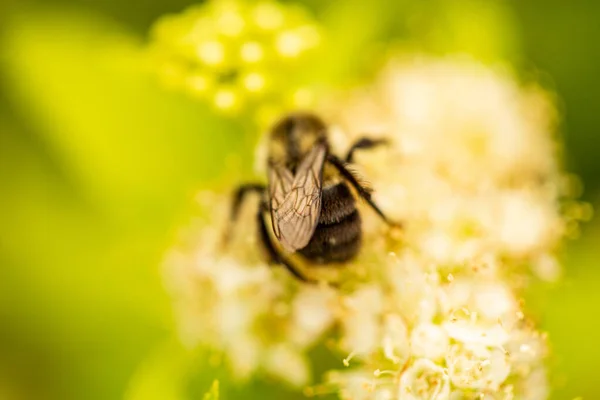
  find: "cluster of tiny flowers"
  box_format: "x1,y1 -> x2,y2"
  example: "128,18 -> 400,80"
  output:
322,256 -> 550,400
164,56 -> 588,398
318,56 -> 588,399
164,191 -> 337,386
324,56 -> 591,281
149,0 -> 320,120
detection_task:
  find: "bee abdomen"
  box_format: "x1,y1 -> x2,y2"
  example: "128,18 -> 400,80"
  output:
317,182 -> 357,225
298,183 -> 362,264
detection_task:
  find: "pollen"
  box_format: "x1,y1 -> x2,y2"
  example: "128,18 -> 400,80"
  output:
243,73 -> 265,92
187,74 -> 211,94
197,40 -> 225,66
292,88 -> 314,108
276,31 -> 304,57
342,351 -> 356,367
253,1 -> 284,30
217,10 -> 245,36
214,88 -> 237,110
240,41 -> 264,63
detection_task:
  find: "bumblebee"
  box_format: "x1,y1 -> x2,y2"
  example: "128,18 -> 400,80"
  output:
226,112 -> 397,282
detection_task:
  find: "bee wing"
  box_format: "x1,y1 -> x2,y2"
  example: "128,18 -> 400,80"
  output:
268,143 -> 327,253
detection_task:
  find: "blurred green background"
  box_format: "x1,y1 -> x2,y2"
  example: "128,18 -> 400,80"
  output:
0,0 -> 599,399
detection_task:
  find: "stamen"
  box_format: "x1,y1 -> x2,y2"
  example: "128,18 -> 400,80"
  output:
343,351 -> 356,367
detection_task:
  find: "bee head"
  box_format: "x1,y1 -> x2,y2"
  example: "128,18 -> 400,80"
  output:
268,112 -> 329,172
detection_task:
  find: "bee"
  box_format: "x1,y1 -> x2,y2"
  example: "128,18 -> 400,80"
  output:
226,112 -> 398,282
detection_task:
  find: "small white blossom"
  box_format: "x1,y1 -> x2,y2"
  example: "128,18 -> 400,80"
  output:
446,343 -> 510,390
399,358 -> 450,400
340,285 -> 385,356
264,343 -> 310,387
410,323 -> 449,361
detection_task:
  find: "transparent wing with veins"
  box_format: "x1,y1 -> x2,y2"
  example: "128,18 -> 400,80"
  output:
268,143 -> 327,253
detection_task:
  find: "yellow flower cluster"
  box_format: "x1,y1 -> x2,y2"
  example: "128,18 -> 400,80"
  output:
149,0 -> 321,121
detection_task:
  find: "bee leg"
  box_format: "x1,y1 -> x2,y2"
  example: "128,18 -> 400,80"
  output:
257,201 -> 317,283
328,154 -> 401,228
223,183 -> 266,245
345,137 -> 389,163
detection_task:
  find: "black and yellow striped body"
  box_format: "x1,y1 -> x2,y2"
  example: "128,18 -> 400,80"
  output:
228,112 -> 394,282
267,113 -> 363,265
298,182 -> 361,264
